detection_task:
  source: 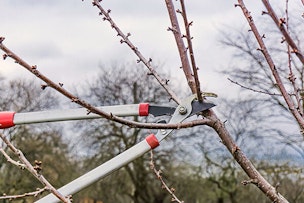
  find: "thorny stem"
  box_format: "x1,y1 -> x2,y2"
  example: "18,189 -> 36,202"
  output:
91,0 -> 180,104
261,0 -> 304,65
179,0 -> 203,102
165,0 -> 197,95
0,37 -> 212,130
0,133 -> 71,203
236,0 -> 304,131
150,151 -> 184,203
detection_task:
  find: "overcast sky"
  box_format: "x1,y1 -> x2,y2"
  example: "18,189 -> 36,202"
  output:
0,0 -> 302,99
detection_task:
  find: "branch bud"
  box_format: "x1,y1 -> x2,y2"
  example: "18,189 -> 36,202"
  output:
41,84 -> 48,90
261,11 -> 268,15
3,54 -> 8,60
279,18 -> 286,26
257,48 -> 264,52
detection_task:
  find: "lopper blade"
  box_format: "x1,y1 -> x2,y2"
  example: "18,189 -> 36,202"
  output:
190,100 -> 216,116
148,105 -> 176,117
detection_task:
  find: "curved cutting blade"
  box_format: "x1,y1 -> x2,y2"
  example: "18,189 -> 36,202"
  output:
190,100 -> 216,115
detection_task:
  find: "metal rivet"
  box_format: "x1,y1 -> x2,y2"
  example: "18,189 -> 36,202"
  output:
178,106 -> 187,115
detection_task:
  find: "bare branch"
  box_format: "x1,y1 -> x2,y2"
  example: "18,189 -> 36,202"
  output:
237,0 -> 304,131
165,0 -> 197,94
205,111 -> 289,203
150,151 -> 184,203
284,0 -> 304,115
0,133 -> 71,203
261,0 -> 304,65
91,0 -> 180,104
0,187 -> 47,200
228,78 -> 282,96
179,0 -> 203,102
0,147 -> 26,168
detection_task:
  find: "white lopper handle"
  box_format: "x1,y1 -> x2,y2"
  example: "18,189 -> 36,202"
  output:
35,135 -> 158,203
14,104 -> 147,125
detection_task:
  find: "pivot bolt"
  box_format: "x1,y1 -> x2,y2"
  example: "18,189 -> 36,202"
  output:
178,106 -> 187,115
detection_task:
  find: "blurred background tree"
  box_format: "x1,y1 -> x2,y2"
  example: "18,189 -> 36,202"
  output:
0,79 -> 78,203
1,61 -> 304,202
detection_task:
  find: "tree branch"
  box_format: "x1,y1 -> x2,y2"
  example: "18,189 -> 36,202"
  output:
91,0 -> 181,104
0,187 -> 47,200
164,0 -> 197,94
0,133 -> 71,203
227,78 -> 282,96
261,0 -> 304,65
0,147 -> 26,168
284,0 -> 304,116
179,0 -> 203,102
205,111 -> 289,203
236,0 -> 304,131
150,151 -> 184,203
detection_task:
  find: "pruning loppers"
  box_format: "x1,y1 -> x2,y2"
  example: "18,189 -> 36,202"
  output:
0,94 -> 215,203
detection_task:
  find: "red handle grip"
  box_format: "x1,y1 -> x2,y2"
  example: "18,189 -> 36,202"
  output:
139,103 -> 149,116
145,134 -> 159,149
0,112 -> 15,129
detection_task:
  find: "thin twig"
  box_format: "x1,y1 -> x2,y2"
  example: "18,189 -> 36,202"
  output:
0,187 -> 47,200
0,133 -> 71,203
164,0 -> 196,94
150,151 -> 184,203
179,0 -> 203,102
284,0 -> 303,115
0,147 -> 26,168
228,78 -> 282,96
91,0 -> 180,104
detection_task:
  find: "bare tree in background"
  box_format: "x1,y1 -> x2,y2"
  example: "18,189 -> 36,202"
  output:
73,65 -> 175,203
220,21 -> 304,157
0,0 -> 303,202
